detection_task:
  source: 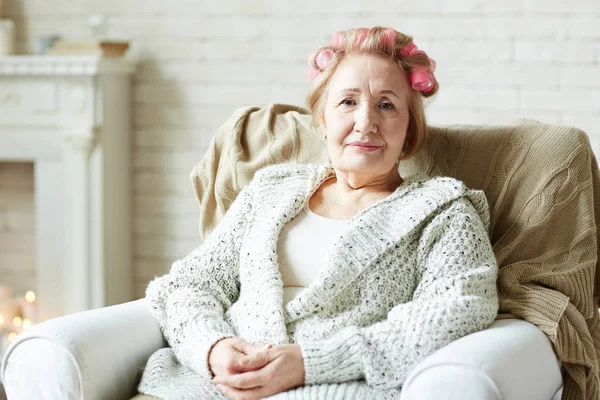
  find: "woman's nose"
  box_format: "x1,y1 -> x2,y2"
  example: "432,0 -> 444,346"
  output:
354,104 -> 378,135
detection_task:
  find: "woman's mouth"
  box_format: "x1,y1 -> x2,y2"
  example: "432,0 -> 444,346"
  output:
347,142 -> 382,152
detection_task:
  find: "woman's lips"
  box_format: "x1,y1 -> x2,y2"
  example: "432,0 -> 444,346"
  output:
347,142 -> 381,152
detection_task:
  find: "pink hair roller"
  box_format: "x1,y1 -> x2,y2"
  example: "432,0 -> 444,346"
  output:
356,28 -> 369,46
330,32 -> 343,48
308,48 -> 334,81
410,68 -> 435,93
400,42 -> 436,93
399,43 -> 419,56
382,27 -> 396,48
429,58 -> 436,72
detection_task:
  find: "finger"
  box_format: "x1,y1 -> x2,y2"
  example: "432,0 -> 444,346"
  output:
227,350 -> 254,372
216,384 -> 271,400
232,339 -> 259,355
231,343 -> 273,372
238,349 -> 272,370
215,384 -> 241,400
235,340 -> 273,355
229,353 -> 263,373
213,369 -> 267,389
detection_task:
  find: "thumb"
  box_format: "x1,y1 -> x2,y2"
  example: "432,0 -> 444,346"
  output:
238,347 -> 273,370
235,341 -> 255,356
236,340 -> 272,355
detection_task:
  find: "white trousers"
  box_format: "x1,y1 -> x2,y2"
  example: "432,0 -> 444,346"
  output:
400,319 -> 564,400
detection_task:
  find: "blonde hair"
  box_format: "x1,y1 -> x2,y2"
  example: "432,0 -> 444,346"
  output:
306,27 -> 438,160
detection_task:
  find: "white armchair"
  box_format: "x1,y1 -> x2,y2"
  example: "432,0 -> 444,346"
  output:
1,299 -> 165,400
1,301 -> 563,399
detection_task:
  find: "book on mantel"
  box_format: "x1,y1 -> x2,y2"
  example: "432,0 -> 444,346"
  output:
46,40 -> 130,57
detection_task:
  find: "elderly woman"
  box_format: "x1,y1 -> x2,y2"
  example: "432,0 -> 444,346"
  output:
138,27 -> 499,400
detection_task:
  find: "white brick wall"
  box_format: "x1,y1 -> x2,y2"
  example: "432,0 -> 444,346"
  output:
2,0 -> 598,299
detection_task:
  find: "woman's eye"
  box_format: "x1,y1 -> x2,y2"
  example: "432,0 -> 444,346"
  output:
341,99 -> 356,106
380,102 -> 395,110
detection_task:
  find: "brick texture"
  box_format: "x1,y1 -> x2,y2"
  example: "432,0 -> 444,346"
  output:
1,0 -> 598,299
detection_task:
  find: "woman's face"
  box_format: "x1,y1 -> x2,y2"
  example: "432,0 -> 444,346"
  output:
321,53 -> 411,178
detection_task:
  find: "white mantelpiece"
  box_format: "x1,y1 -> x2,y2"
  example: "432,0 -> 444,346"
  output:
0,56 -> 134,321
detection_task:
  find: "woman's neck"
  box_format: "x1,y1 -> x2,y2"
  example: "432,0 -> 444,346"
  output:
308,167 -> 404,220
332,167 -> 404,195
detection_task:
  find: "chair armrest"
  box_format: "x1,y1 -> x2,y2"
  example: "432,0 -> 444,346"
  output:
1,299 -> 166,400
400,318 -> 564,400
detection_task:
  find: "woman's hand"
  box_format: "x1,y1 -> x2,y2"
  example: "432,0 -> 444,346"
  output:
208,338 -> 273,377
213,344 -> 305,400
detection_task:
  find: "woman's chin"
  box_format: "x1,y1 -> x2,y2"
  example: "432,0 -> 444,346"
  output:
334,160 -> 394,176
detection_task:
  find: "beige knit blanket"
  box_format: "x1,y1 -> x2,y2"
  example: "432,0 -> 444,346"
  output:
190,104 -> 600,400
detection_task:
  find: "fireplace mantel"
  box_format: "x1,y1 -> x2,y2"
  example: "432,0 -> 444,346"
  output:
0,56 -> 135,76
0,56 -> 134,321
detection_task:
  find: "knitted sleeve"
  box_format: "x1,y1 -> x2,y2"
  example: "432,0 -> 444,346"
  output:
299,197 -> 500,388
144,180 -> 255,381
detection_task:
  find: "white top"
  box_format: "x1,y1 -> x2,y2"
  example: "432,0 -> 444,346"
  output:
278,202 -> 349,305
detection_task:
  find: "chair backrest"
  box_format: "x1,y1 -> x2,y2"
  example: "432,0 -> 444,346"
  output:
404,121 -> 597,285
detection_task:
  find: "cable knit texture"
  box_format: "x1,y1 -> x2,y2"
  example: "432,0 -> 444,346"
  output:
138,162 -> 499,399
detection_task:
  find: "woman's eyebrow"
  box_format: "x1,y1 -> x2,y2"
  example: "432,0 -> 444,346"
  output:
378,90 -> 400,99
338,88 -> 361,94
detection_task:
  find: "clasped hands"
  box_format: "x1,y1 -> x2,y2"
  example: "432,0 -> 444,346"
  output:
208,337 -> 305,400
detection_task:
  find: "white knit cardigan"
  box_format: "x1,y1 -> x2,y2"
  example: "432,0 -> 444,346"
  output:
138,163 -> 499,400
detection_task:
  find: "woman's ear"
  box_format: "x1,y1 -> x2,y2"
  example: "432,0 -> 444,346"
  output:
318,114 -> 327,140
319,114 -> 326,131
